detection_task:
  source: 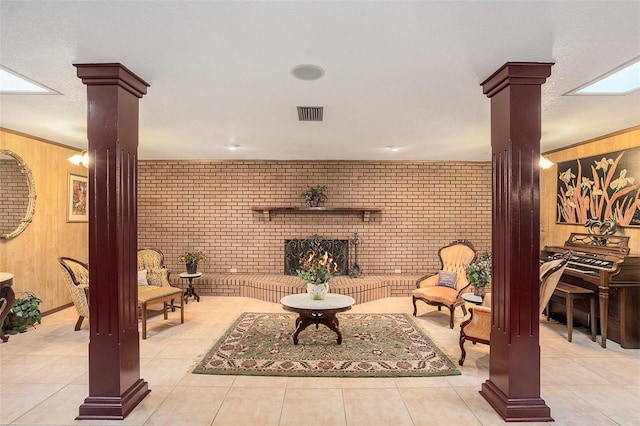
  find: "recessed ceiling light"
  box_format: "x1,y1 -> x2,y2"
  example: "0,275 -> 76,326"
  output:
291,64 -> 325,81
567,57 -> 640,95
386,146 -> 401,152
0,65 -> 56,94
228,144 -> 240,151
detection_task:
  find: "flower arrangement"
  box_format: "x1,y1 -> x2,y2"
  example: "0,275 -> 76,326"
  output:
296,251 -> 337,284
178,250 -> 207,265
301,185 -> 327,207
464,250 -> 492,288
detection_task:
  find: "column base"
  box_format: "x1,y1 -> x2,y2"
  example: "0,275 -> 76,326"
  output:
480,380 -> 553,422
76,379 -> 150,420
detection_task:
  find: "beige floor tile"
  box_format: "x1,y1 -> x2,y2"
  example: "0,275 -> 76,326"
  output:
400,386 -> 481,425
145,386 -> 228,425
567,384 -> 640,425
452,386 -> 515,426
541,385 -> 617,425
343,387 -> 414,426
231,374 -> 288,388
23,355 -> 88,384
571,356 -> 640,386
286,376 -> 342,389
178,372 -> 237,387
0,382 -> 66,425
212,387 -> 285,426
340,377 -> 398,388
140,357 -> 194,387
11,383 -> 86,425
280,388 -> 346,425
541,358 -> 613,386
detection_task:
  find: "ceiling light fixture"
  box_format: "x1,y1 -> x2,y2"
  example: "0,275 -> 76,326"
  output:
291,64 -> 325,81
386,146 -> 401,152
539,156 -> 553,169
68,150 -> 89,168
228,144 -> 240,151
567,57 -> 640,95
0,65 -> 56,94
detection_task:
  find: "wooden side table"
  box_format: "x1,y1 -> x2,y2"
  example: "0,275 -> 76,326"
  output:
179,272 -> 203,303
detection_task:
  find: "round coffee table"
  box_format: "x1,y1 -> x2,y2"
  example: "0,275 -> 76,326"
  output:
280,293 -> 356,345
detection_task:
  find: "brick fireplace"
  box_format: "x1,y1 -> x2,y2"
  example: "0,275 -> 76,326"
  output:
284,235 -> 349,275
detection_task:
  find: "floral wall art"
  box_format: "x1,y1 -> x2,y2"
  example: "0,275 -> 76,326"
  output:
557,147 -> 640,227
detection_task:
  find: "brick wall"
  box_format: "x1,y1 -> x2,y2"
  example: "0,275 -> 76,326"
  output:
137,160 -> 492,277
0,158 -> 29,234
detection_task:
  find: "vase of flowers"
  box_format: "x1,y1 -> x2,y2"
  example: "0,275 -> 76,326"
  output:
179,250 -> 207,274
301,185 -> 327,207
464,250 -> 491,297
296,251 -> 337,300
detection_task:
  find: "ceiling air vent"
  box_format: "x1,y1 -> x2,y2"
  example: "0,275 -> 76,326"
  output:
297,106 -> 323,121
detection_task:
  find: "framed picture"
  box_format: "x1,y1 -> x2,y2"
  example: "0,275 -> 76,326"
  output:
557,147 -> 640,227
67,173 -> 88,222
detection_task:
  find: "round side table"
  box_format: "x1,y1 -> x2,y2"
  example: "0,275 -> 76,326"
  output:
179,272 -> 203,303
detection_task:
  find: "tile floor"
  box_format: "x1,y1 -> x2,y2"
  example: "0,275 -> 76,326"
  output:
1,296 -> 639,425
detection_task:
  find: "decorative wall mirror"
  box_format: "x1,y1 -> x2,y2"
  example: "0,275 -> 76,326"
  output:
0,149 -> 36,239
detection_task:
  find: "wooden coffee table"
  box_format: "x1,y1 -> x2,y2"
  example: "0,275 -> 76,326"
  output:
280,293 -> 356,345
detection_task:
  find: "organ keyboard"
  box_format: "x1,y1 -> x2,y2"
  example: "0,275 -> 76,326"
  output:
542,233 -> 640,348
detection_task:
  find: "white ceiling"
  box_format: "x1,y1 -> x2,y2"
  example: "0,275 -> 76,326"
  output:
1,1 -> 639,161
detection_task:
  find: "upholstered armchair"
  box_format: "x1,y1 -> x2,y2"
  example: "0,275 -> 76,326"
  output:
458,293 -> 491,366
458,258 -> 568,366
137,248 -> 172,288
412,240 -> 477,328
58,257 -> 90,331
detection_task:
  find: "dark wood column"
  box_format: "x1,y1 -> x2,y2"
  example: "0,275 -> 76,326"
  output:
75,63 -> 150,420
480,62 -> 553,422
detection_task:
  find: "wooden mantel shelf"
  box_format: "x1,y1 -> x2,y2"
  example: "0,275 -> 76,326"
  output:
250,206 -> 383,222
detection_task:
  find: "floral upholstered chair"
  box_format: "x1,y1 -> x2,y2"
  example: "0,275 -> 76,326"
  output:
58,257 -> 90,331
137,248 -> 173,289
412,240 -> 477,328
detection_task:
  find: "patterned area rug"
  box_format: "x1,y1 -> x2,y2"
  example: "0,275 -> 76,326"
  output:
193,312 -> 460,377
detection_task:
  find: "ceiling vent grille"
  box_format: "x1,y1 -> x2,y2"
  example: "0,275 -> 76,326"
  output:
297,106 -> 323,121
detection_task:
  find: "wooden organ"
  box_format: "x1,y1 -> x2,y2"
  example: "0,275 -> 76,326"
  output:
542,233 -> 640,348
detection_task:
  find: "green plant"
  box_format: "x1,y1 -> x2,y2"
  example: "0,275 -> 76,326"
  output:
2,291 -> 42,334
296,251 -> 337,284
301,185 -> 327,207
178,250 -> 207,265
464,250 -> 492,288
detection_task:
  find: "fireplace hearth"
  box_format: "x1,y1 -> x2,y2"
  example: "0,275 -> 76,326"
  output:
284,235 -> 349,275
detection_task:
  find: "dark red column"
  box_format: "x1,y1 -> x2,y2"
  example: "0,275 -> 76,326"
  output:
480,62 -> 553,422
75,63 -> 150,420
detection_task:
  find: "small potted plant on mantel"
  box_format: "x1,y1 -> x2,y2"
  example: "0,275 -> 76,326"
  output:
301,185 -> 327,207
179,250 -> 207,274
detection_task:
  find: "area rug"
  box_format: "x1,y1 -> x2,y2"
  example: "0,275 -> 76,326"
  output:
193,312 -> 460,377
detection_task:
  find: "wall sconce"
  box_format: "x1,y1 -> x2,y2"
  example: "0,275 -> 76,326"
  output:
68,150 -> 89,168
539,156 -> 553,169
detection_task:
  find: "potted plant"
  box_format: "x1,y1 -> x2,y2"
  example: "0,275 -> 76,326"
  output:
301,185 -> 327,207
179,250 -> 207,274
296,251 -> 338,300
464,250 -> 492,297
2,291 -> 42,335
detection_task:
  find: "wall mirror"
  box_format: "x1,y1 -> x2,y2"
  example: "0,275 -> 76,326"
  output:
0,149 -> 36,239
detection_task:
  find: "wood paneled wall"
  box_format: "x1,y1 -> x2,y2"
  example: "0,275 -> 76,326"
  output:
541,126 -> 640,254
0,129 -> 88,313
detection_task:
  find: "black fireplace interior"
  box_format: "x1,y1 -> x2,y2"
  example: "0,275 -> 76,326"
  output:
284,235 -> 349,275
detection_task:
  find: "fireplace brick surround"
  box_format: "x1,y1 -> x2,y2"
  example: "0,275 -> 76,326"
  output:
137,160 -> 491,298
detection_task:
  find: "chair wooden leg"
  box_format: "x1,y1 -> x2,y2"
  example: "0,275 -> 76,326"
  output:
461,304 -> 468,316
459,331 -> 467,366
141,302 -> 147,340
412,296 -> 418,316
75,316 -> 84,331
449,307 -> 455,329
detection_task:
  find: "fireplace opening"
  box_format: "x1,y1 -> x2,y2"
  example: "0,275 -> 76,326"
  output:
284,235 -> 349,276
